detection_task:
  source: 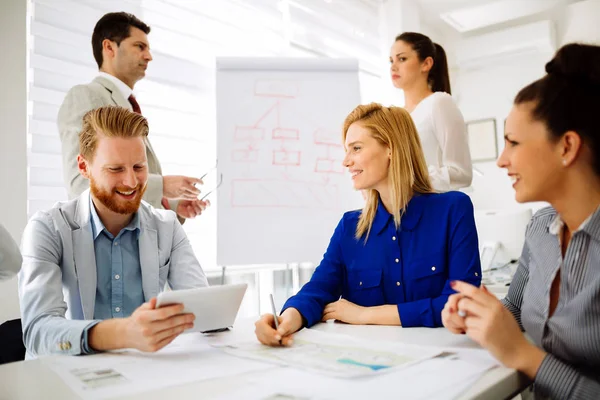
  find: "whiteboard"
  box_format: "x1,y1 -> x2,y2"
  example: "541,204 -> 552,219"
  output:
216,58 -> 364,266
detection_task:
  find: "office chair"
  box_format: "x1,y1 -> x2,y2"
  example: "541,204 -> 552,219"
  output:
0,318 -> 26,364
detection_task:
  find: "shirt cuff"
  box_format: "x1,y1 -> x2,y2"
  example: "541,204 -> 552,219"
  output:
282,298 -> 319,328
397,298 -> 437,328
80,320 -> 102,355
534,353 -> 584,399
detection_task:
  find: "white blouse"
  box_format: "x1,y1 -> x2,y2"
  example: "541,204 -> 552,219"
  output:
410,92 -> 472,192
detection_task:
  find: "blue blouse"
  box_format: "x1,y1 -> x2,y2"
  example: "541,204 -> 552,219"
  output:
282,191 -> 481,328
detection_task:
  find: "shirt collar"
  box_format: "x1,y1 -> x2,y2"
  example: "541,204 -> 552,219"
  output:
548,205 -> 600,240
89,196 -> 141,240
371,194 -> 426,235
98,72 -> 133,100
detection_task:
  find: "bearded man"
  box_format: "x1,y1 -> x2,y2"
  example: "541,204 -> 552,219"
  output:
18,106 -> 207,358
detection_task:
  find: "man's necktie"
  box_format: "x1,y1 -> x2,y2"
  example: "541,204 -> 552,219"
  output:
128,94 -> 142,114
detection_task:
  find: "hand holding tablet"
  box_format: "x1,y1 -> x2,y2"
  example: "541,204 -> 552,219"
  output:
155,283 -> 248,333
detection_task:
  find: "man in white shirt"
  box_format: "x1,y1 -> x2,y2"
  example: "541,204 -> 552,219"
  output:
57,12 -> 207,220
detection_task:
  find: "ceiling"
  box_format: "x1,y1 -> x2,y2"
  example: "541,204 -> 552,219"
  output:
416,0 -> 579,35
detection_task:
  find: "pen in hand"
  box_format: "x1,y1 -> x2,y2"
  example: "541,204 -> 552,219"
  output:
269,293 -> 282,345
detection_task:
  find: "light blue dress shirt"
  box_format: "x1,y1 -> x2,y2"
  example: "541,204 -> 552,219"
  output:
82,199 -> 145,353
89,199 -> 144,319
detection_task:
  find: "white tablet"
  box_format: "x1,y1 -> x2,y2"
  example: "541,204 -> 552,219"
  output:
155,283 -> 248,333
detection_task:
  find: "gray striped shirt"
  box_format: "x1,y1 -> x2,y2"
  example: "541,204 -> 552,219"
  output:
502,206 -> 600,399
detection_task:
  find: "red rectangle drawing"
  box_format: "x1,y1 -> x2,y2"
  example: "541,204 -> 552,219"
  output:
272,128 -> 299,140
273,150 -> 301,166
234,126 -> 264,141
254,80 -> 298,98
232,149 -> 259,163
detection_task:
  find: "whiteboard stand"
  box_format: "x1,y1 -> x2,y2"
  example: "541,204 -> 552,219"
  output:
221,266 -> 227,285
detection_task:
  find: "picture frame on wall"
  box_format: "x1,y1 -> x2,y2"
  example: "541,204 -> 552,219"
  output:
466,118 -> 498,162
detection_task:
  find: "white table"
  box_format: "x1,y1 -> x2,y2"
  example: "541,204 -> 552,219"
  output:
0,319 -> 529,400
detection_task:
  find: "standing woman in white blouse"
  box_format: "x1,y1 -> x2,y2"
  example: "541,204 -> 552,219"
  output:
390,32 -> 472,191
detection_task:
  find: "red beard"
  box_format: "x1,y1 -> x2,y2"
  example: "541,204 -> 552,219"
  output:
90,177 -> 147,215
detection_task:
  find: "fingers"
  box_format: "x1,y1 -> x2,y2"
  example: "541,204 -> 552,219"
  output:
153,312 -> 195,335
184,203 -> 198,218
442,308 -> 466,333
192,200 -> 204,215
276,315 -> 298,338
153,318 -> 195,342
254,314 -> 284,346
451,281 -> 493,306
181,178 -> 202,198
149,332 -> 181,352
445,293 -> 464,312
442,296 -> 467,334
322,311 -> 336,322
148,303 -> 186,322
280,334 -> 294,346
323,300 -> 338,315
180,189 -> 200,200
178,199 -> 209,219
164,176 -> 203,200
187,177 -> 203,185
146,298 -> 158,310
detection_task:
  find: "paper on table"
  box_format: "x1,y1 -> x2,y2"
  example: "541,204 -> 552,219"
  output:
214,348 -> 498,400
43,333 -> 275,400
214,328 -> 442,378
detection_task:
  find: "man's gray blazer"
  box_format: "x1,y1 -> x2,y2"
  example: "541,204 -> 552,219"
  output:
57,76 -> 172,210
18,190 -> 208,357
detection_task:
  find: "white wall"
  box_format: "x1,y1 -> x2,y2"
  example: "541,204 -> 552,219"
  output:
0,0 -> 27,322
378,0 -> 424,106
452,0 -> 600,213
455,51 -> 550,212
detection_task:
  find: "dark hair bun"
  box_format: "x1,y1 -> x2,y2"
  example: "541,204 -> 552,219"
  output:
545,43 -> 600,86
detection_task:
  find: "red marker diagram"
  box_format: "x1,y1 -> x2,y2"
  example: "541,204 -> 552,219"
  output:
229,79 -> 342,208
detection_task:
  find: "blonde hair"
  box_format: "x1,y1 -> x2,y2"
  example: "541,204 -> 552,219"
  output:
79,106 -> 149,161
343,103 -> 434,240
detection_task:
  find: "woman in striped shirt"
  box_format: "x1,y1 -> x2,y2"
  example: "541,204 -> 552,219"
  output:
442,43 -> 600,399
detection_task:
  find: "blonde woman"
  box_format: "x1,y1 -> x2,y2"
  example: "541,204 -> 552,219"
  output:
255,103 -> 481,346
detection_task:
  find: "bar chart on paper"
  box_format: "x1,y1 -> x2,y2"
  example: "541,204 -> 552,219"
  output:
215,58 -> 364,266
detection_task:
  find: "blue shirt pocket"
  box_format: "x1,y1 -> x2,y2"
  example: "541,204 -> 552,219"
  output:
405,253 -> 446,300
345,269 -> 384,306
